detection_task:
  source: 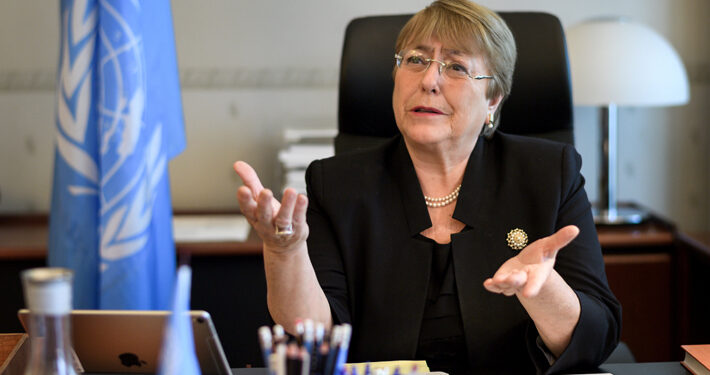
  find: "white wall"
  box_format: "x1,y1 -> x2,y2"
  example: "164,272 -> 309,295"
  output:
0,0 -> 708,231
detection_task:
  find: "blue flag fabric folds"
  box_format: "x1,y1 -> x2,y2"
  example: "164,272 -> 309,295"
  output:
49,0 -> 185,309
157,265 -> 201,375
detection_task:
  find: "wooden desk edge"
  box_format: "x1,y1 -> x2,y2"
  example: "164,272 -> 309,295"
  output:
676,231 -> 710,260
0,214 -> 264,258
597,225 -> 674,248
0,240 -> 264,259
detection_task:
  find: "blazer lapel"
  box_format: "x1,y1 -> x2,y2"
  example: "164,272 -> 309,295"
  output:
450,136 -> 521,364
371,138 -> 432,358
390,137 -> 431,236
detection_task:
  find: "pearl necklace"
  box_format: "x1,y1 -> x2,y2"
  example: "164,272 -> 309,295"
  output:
424,184 -> 461,208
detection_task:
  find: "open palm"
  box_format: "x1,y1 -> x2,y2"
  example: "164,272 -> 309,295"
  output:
233,161 -> 309,251
483,225 -> 579,298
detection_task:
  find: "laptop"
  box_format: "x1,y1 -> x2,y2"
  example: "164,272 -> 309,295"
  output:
18,309 -> 231,375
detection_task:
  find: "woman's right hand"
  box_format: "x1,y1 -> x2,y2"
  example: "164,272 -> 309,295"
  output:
233,161 -> 309,253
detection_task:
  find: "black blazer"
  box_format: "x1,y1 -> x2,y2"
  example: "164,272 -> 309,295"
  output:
305,133 -> 621,374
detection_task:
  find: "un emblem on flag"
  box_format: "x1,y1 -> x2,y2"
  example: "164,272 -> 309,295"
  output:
56,1 -> 168,263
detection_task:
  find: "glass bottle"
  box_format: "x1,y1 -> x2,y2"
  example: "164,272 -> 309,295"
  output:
21,268 -> 77,375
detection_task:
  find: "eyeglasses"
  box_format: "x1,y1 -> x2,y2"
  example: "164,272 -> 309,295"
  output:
394,50 -> 494,81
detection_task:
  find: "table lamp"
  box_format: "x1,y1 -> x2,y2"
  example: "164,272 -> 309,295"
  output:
566,17 -> 690,224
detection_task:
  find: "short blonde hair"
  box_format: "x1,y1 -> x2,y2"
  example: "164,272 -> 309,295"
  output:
395,0 -> 516,133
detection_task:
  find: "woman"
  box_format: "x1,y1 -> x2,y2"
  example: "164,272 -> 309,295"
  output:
234,0 -> 621,373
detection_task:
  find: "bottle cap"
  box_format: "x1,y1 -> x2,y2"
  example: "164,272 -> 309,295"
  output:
22,268 -> 73,315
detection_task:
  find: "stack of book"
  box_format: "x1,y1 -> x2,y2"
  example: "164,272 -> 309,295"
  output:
682,344 -> 710,375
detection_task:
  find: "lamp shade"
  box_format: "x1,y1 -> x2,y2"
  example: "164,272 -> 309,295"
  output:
567,17 -> 690,107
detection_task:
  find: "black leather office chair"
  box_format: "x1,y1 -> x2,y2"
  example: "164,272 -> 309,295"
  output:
335,12 -> 573,154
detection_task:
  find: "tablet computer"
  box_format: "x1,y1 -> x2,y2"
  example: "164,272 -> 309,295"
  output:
18,309 -> 231,375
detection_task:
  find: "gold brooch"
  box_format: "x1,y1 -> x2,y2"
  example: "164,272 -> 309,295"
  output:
506,228 -> 528,250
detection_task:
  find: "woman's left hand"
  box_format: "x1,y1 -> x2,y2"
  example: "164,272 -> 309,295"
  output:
483,225 -> 579,298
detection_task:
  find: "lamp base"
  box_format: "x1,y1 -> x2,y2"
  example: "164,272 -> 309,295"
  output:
593,206 -> 647,225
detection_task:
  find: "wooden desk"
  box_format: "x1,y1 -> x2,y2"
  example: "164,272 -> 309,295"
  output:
0,214 -> 264,258
0,215 -> 49,260
675,231 -> 710,351
0,214 -> 688,365
678,232 -> 710,259
597,219 -> 677,362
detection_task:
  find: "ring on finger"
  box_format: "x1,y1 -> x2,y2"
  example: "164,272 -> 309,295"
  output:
274,222 -> 294,236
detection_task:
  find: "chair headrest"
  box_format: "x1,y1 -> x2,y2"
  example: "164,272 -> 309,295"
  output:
337,12 -> 573,144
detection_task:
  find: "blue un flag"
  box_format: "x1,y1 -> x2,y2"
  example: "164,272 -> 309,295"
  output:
49,0 -> 186,310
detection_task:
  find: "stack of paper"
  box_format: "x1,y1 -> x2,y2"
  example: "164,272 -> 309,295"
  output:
277,129 -> 336,194
345,360 -> 429,374
172,215 -> 250,243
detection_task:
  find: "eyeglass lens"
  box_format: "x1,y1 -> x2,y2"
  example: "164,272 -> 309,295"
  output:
395,50 -> 493,81
398,50 -> 473,79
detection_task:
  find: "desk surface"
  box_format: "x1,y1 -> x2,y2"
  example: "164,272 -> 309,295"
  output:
231,363 -> 690,375
600,362 -> 689,374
